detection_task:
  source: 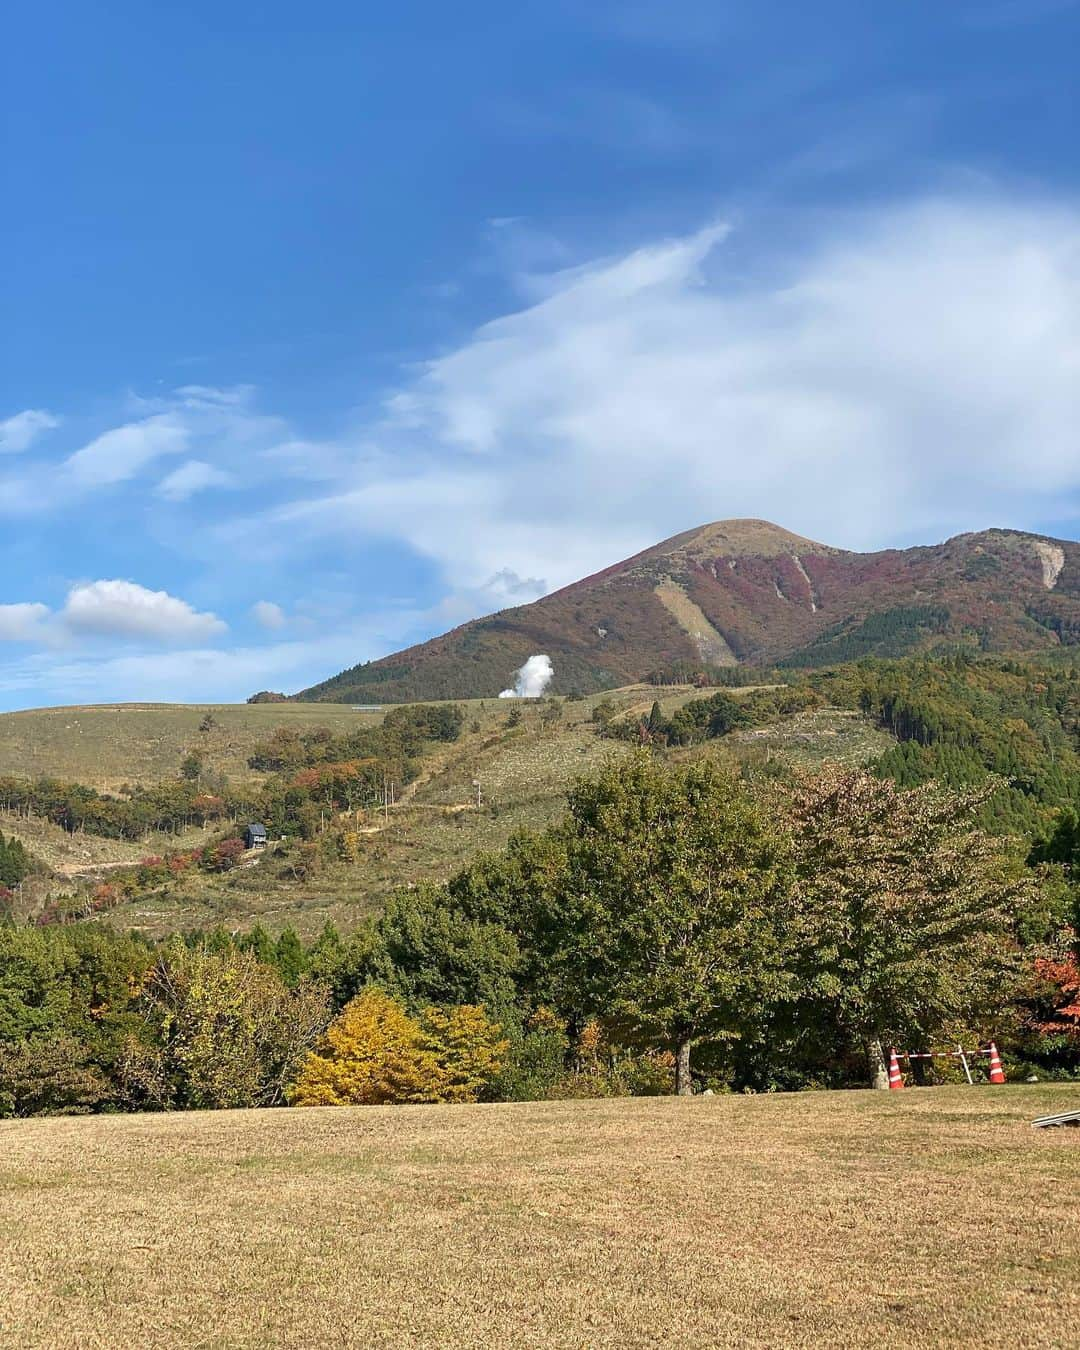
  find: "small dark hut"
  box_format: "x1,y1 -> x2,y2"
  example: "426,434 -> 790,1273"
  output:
244,822 -> 269,850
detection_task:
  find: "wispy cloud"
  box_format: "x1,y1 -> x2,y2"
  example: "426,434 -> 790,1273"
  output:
351,196 -> 1080,570
157,459 -> 237,502
65,414 -> 190,487
0,384 -> 286,519
251,599 -> 287,629
0,409 -> 60,454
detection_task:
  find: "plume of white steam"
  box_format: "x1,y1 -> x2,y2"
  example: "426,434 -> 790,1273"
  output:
499,654 -> 554,699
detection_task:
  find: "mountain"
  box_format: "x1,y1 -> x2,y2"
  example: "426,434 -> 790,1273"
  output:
297,520 -> 1080,702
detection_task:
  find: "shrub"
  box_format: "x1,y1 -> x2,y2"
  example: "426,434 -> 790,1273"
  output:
204,837 -> 246,871
419,1004 -> 508,1102
122,943 -> 330,1110
488,1007 -> 570,1102
0,1036 -> 112,1118
289,988 -> 445,1106
289,989 -> 507,1106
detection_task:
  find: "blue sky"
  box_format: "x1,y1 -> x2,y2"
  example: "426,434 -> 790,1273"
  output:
4,1 -> 1080,709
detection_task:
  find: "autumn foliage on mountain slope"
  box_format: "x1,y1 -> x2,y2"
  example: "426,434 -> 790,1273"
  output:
298,521 -> 1080,703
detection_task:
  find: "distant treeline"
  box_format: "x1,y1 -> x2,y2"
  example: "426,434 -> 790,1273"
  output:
632,649 -> 1080,842
600,686 -> 822,747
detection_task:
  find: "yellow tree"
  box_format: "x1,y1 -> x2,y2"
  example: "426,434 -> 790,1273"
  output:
289,988 -> 446,1106
420,1004 -> 508,1102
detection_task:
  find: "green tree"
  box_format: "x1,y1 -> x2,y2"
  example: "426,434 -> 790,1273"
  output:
1031,809 -> 1080,869
238,923 -> 274,966
274,927 -> 308,987
0,831 -> 31,888
780,768 -> 1033,1085
337,886 -> 521,1012
540,752 -> 792,1094
489,1007 -> 571,1102
179,750 -> 204,783
0,925 -> 150,1116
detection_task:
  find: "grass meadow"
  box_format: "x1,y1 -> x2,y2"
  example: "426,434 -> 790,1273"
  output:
0,702 -> 378,792
1,1084 -> 1077,1348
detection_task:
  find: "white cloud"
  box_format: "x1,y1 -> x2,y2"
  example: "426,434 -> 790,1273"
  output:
65,414 -> 190,487
173,384 -> 256,409
8,193 -> 1080,710
350,197 -> 1080,576
0,610 -> 429,706
157,459 -> 237,502
0,386 -> 284,519
61,580 -> 227,643
0,410 -> 60,454
483,568 -> 548,602
252,600 -> 287,629
0,603 -> 51,641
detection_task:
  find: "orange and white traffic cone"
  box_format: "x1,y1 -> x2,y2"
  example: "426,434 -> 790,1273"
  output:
888,1048 -> 904,1090
987,1042 -> 1006,1085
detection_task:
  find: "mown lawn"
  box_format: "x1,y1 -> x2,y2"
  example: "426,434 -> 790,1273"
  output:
1,1084 -> 1077,1347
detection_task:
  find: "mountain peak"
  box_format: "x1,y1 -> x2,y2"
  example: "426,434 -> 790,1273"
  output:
644,518 -> 840,563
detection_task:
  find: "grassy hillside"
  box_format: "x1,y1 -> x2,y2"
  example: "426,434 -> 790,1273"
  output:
9,644 -> 1075,939
2,1086 -> 1077,1347
0,702 -> 376,791
82,686 -> 892,939
94,687 -> 661,936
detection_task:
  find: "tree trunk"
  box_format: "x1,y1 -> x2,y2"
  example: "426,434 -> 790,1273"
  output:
675,1038 -> 693,1096
868,1039 -> 888,1090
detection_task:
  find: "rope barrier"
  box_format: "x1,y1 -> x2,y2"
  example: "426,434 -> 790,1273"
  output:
900,1049 -> 992,1059
890,1042 -> 1006,1086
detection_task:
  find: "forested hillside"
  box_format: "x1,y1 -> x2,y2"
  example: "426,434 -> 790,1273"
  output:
0,649 -> 1077,940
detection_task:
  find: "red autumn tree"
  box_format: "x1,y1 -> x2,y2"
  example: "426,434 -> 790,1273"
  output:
1029,956 -> 1080,1040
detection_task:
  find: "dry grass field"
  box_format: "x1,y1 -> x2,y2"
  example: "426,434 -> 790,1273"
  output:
0,702 -> 379,791
2,1085 -> 1078,1348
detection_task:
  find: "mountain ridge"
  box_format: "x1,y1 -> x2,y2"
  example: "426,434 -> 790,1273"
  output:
297,520 -> 1080,703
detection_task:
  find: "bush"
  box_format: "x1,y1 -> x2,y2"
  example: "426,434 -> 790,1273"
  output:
122,943 -> 330,1110
0,1036 -> 113,1118
419,1004 -> 508,1103
487,1007 -> 571,1102
204,837 -> 246,871
289,989 -> 507,1106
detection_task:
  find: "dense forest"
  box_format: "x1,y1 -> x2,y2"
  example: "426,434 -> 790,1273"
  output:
620,650 -> 1080,842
